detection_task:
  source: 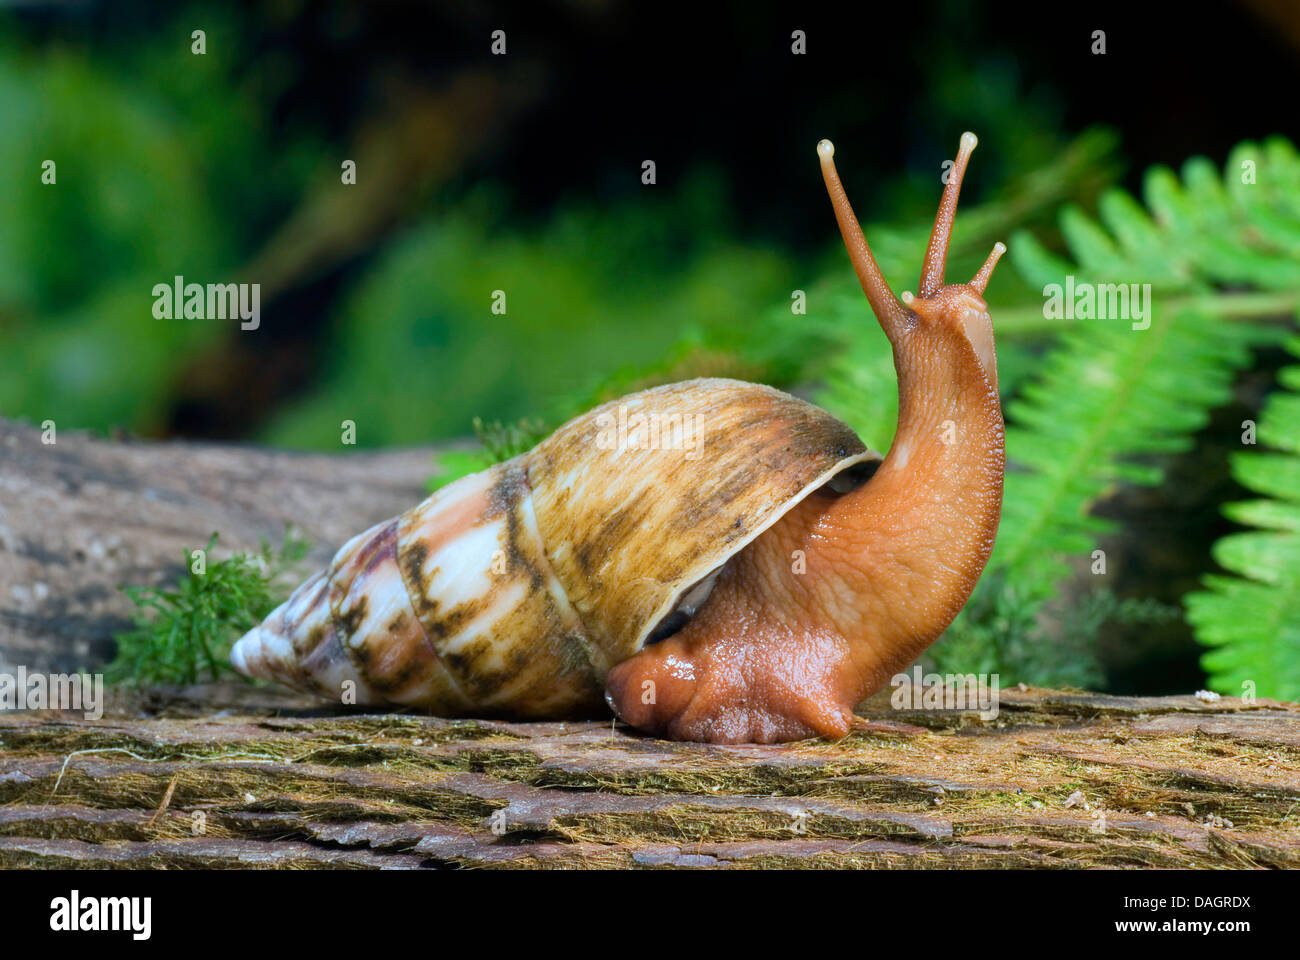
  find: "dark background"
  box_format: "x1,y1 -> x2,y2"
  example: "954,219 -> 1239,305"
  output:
3,0 -> 1298,695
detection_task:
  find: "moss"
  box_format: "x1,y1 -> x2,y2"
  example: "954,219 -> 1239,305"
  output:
107,531 -> 311,685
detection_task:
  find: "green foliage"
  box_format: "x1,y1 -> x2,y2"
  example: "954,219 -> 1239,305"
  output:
0,20 -> 322,434
263,175 -> 795,450
926,583 -> 1178,689
0,10 -> 1115,458
107,531 -> 310,686
472,415 -> 551,462
0,49 -> 221,430
1187,336 -> 1300,700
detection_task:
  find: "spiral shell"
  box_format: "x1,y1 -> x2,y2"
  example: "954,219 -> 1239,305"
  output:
231,378 -> 880,718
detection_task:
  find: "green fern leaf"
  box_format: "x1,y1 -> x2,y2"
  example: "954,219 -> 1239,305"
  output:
1186,336 -> 1300,700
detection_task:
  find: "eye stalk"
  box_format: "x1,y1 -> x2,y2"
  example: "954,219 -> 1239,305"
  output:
818,133 -> 1006,344
918,131 -> 978,297
817,138 -> 913,340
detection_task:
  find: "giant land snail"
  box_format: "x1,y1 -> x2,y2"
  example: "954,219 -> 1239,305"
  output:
233,132 -> 1007,744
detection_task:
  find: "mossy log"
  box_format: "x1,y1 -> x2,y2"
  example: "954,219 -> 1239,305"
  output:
1,684 -> 1298,869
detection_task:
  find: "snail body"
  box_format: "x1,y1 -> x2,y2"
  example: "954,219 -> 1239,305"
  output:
233,133 -> 1007,744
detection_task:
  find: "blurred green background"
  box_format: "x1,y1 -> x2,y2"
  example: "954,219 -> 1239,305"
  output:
4,1 -> 1300,697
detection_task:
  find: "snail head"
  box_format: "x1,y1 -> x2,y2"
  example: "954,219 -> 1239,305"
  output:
818,132 -> 1004,389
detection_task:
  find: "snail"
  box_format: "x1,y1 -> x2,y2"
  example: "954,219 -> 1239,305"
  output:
231,132 -> 1006,744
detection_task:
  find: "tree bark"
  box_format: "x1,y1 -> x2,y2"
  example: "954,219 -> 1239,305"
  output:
2,417 -> 1298,868
1,684 -> 1297,868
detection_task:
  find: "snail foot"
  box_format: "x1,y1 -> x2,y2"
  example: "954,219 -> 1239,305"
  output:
605,626 -> 856,745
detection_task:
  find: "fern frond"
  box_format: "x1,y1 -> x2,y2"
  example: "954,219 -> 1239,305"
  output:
982,141 -> 1297,614
1186,336 -> 1300,700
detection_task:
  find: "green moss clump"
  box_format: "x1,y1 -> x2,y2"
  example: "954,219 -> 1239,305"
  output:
106,531 -> 309,685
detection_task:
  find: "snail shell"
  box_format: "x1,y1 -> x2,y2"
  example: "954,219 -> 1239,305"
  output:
231,378 -> 880,718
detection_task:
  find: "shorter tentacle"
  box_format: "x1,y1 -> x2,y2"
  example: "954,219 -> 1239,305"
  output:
970,241 -> 1006,295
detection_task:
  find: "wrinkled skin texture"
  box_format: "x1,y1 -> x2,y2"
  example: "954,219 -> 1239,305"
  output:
606,135 -> 1007,744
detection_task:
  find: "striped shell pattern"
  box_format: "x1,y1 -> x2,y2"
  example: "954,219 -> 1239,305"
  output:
231,378 -> 880,718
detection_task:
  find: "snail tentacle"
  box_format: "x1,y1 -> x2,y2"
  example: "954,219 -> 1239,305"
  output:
817,139 -> 913,339
919,131 -> 978,297
970,241 -> 1007,295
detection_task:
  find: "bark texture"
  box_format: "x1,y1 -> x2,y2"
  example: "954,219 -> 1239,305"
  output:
1,684 -> 1297,869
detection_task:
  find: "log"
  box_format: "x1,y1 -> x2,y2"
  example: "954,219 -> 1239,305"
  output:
1,685 -> 1297,868
0,417 -> 439,674
2,417 -> 1298,868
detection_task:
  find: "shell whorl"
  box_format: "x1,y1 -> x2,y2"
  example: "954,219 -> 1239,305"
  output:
231,378 -> 880,718
528,379 -> 879,664
232,459 -> 605,717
